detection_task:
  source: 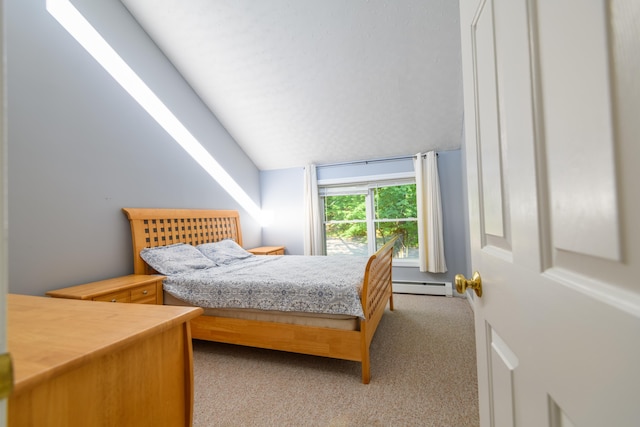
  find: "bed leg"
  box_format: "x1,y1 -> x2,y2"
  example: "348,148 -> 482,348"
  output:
389,290 -> 394,311
361,358 -> 371,384
360,322 -> 371,384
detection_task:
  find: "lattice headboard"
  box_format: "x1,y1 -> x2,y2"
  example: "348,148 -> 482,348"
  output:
122,208 -> 243,275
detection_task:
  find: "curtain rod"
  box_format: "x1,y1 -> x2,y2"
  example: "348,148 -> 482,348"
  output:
318,152 -> 436,168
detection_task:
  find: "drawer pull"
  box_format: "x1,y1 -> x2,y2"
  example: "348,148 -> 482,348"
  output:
142,290 -> 148,295
111,299 -> 117,302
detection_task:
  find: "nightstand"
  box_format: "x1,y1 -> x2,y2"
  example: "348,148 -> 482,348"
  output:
46,274 -> 165,305
248,246 -> 285,256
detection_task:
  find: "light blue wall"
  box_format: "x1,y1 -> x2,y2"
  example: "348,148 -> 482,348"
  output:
260,168 -> 306,255
260,150 -> 469,291
317,157 -> 414,180
6,0 -> 468,297
6,0 -> 261,296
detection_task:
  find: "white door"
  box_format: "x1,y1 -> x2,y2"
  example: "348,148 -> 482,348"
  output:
459,0 -> 640,426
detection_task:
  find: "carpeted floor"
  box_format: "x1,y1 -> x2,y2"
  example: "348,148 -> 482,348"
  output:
192,293 -> 479,427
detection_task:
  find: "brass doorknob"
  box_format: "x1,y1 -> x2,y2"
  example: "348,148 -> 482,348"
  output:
455,271 -> 483,297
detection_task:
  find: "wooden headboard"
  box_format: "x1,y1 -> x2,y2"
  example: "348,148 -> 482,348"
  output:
122,208 -> 243,275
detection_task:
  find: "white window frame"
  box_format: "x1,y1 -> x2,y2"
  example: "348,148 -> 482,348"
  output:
318,172 -> 418,266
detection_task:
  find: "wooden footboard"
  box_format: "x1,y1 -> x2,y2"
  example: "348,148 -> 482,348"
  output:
359,236 -> 397,383
122,208 -> 397,383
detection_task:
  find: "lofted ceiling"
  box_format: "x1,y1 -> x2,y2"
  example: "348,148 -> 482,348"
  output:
120,0 -> 463,171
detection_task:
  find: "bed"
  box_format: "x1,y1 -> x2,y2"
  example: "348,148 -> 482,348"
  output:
122,208 -> 396,383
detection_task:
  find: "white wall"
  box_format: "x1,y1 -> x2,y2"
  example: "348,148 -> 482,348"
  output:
6,0 -> 262,296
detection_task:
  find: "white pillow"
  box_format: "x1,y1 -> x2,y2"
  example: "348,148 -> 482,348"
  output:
197,239 -> 254,265
140,243 -> 217,275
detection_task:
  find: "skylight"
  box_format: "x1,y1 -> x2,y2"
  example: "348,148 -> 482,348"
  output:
46,0 -> 268,225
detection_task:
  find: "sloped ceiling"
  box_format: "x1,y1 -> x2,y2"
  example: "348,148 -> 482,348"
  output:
120,0 -> 463,171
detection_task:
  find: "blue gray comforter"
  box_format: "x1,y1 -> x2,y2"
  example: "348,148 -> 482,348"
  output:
163,255 -> 369,318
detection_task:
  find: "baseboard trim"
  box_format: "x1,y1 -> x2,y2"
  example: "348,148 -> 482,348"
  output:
393,281 -> 453,297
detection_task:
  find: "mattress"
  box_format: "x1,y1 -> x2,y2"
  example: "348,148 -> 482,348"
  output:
164,293 -> 359,331
162,254 -> 369,318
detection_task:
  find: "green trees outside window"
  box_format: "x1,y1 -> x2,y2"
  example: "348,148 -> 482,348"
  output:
323,183 -> 418,260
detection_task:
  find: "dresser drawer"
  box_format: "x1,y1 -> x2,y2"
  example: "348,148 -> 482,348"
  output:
93,290 -> 131,303
131,284 -> 157,304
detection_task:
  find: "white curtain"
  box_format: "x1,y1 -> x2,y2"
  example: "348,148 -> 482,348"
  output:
303,164 -> 323,255
414,151 -> 448,273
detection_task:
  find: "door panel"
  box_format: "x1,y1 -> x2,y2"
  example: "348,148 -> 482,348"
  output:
472,0 -> 508,244
536,0 -> 621,262
472,3 -> 505,244
487,325 -> 518,427
460,0 -> 640,426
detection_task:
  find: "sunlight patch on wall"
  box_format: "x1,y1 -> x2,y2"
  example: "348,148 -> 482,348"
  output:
46,0 -> 268,225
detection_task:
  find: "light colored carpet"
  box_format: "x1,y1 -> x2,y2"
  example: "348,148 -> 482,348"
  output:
192,294 -> 479,427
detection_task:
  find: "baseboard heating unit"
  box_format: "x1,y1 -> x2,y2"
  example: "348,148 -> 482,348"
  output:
393,281 -> 453,297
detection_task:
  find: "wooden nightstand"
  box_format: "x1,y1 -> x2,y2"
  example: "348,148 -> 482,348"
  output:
248,246 -> 285,255
46,274 -> 165,305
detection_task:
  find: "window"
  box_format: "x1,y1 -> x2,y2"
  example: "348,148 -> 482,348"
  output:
320,179 -> 418,264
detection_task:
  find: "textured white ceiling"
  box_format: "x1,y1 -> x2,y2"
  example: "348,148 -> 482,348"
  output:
121,0 -> 463,170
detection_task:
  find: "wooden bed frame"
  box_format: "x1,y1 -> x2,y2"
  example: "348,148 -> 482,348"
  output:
122,208 -> 395,383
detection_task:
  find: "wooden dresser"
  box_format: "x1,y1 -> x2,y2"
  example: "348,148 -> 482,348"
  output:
7,294 -> 203,427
